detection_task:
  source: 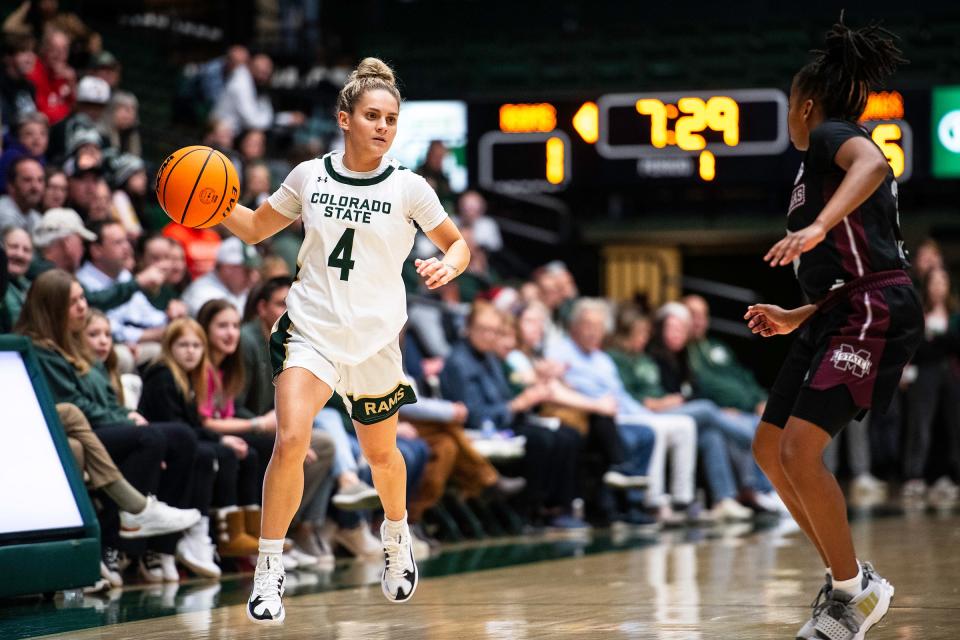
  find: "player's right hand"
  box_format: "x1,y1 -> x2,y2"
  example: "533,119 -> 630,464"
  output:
744,304 -> 800,337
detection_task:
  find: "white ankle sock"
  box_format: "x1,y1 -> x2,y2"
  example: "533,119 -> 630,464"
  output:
384,512 -> 408,532
258,537 -> 284,556
832,567 -> 863,598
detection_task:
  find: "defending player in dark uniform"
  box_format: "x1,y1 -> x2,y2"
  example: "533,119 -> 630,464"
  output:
744,16 -> 922,640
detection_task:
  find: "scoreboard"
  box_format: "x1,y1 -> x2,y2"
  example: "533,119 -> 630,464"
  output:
469,89 -> 927,193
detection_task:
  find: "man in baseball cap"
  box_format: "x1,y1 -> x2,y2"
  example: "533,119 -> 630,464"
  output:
30,206 -> 96,274
182,236 -> 261,315
29,207 -> 165,310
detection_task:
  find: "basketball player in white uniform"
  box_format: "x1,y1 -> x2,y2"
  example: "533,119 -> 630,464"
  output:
218,58 -> 470,624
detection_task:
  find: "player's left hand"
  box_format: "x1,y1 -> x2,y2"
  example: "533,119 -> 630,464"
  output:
415,257 -> 458,289
764,222 -> 827,267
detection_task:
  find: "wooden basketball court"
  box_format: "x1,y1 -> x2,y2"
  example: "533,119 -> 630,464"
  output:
5,510 -> 957,639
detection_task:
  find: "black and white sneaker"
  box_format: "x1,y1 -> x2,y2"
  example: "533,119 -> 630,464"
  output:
246,554 -> 285,625
380,520 -> 418,603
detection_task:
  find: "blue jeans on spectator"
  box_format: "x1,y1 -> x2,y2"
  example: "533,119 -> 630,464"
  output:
616,422 -> 656,505
313,407 -> 358,477
666,399 -> 773,495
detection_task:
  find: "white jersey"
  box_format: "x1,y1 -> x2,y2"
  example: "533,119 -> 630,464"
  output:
267,151 -> 447,365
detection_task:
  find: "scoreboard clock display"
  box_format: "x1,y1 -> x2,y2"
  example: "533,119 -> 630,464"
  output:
597,89 -> 789,159
470,89 -> 921,192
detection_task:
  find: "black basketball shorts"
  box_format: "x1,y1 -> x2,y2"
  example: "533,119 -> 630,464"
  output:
761,284 -> 923,437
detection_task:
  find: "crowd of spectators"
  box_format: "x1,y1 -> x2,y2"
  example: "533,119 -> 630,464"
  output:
1,5 -> 958,597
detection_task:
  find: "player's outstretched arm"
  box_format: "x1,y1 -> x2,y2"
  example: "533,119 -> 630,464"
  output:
416,218 -> 471,290
221,201 -> 295,245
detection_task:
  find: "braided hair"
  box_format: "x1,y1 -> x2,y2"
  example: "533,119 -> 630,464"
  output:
795,13 -> 907,122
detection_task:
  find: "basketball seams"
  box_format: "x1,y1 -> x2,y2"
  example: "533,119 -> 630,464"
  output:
160,147 -> 205,214
196,151 -> 231,228
179,150 -> 215,225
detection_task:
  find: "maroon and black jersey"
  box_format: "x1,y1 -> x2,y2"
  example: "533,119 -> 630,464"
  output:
787,118 -> 909,302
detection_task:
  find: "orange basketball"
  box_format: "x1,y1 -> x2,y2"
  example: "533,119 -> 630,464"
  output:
156,145 -> 239,228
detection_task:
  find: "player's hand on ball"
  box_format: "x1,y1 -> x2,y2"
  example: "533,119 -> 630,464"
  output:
415,257 -> 458,289
765,221 -> 827,267
744,304 -> 801,337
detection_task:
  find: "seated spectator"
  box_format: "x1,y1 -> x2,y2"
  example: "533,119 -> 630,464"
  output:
76,219 -> 170,367
684,295 -> 767,415
902,267 -> 960,501
0,111 -> 48,193
202,117 -> 236,155
48,74 -> 109,163
25,26 -> 74,125
504,302 -> 649,497
607,305 -> 766,521
235,280 -> 344,564
1,225 -> 31,327
399,330 -> 526,533
197,298 -> 334,568
41,165 -> 66,209
54,401 -> 188,589
0,34 -> 37,136
98,90 -> 140,156
656,304 -> 783,513
182,236 -> 259,316
15,269 -> 202,583
259,254 -> 290,280
85,176 -> 113,223
64,156 -> 102,218
547,299 -> 702,523
3,0 -> 102,58
211,52 -> 303,133
242,160 -> 271,208
163,216 -> 222,280
457,190 -> 502,252
29,205 -> 86,274
105,152 -> 146,237
88,49 -> 120,89
230,127 -> 267,182
415,140 -> 453,208
0,155 -> 43,231
456,225 -> 499,303
139,317 -> 263,569
29,207 -> 166,310
911,237 -> 944,286
83,308 -> 129,405
137,233 -> 188,315
165,237 -> 191,291
198,45 -> 249,108
441,300 -> 587,529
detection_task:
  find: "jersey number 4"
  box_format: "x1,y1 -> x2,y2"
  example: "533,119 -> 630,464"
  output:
327,228 -> 356,281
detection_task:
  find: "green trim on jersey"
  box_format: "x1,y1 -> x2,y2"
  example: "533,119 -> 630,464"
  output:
324,155 -> 396,186
349,382 -> 417,425
269,312 -> 294,378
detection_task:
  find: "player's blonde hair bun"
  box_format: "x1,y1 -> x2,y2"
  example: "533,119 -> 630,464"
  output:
337,57 -> 401,115
352,57 -> 396,86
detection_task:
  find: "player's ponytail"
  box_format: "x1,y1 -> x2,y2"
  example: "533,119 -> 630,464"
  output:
795,12 -> 907,121
337,57 -> 402,115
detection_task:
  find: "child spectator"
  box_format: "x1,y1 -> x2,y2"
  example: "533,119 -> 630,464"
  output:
197,298 -> 334,568
139,318 -> 262,571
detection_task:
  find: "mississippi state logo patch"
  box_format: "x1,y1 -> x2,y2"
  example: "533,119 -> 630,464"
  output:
830,344 -> 873,378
